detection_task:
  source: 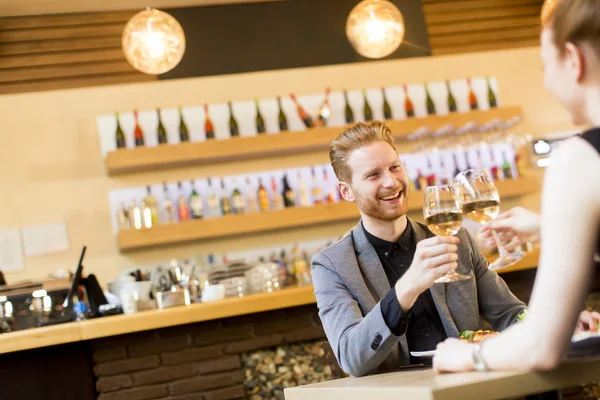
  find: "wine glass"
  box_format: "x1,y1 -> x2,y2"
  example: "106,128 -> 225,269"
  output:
453,168 -> 525,271
423,185 -> 471,283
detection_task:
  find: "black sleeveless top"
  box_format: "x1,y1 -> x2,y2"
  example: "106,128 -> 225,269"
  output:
580,128 -> 600,290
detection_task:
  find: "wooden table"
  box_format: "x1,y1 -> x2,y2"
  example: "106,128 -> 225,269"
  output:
284,357 -> 600,400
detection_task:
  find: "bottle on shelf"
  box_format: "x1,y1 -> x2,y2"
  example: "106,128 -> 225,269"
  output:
425,156 -> 439,186
343,90 -> 354,124
129,200 -> 143,230
257,178 -> 270,212
277,96 -> 288,132
403,85 -> 415,118
297,171 -> 311,207
452,152 -> 462,179
270,176 -> 285,211
115,112 -> 126,149
255,98 -> 266,134
290,93 -> 314,128
292,244 -> 311,286
446,81 -> 458,113
246,177 -> 260,214
425,83 -> 436,116
177,182 -> 190,222
501,152 -> 513,179
323,169 -> 336,204
133,110 -> 145,147
144,185 -> 160,226
141,201 -> 153,229
282,174 -> 296,208
161,183 -> 176,224
311,167 -> 323,204
204,104 -> 215,140
487,77 -> 498,108
231,179 -> 246,215
228,102 -> 240,138
489,149 -> 504,181
382,87 -> 393,120
362,89 -> 373,122
206,177 -> 221,218
116,203 -> 130,230
220,178 -> 232,216
415,169 -> 428,191
178,106 -> 189,142
317,87 -> 332,126
189,181 -> 204,219
280,249 -> 297,286
157,108 -> 168,145
467,77 -> 479,110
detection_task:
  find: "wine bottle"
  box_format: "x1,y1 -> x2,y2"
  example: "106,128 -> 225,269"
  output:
382,87 -> 392,120
144,185 -> 160,226
245,177 -> 259,214
415,169 -> 428,191
178,106 -> 189,142
141,200 -> 152,229
425,156 -> 439,186
452,152 -> 462,178
446,81 -> 457,113
116,203 -> 130,230
255,98 -> 266,134
487,77 -> 498,108
161,183 -> 176,224
231,180 -> 246,215
206,177 -> 221,218
176,182 -> 190,221
343,90 -> 354,124
257,178 -> 270,212
297,171 -> 311,207
362,89 -> 373,122
425,83 -> 436,116
290,94 -> 314,128
501,152 -> 513,179
467,78 -> 479,110
270,176 -> 284,211
157,108 -> 167,144
403,85 -> 415,118
317,87 -> 331,126
129,200 -> 143,230
204,104 -> 215,140
189,181 -> 204,219
228,102 -> 239,138
277,96 -> 288,132
133,109 -> 144,147
115,112 -> 126,149
220,178 -> 231,216
311,167 -> 323,204
489,149 -> 504,181
323,169 -> 336,204
282,174 -> 296,208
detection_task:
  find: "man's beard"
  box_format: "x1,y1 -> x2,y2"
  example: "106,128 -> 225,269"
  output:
353,189 -> 408,222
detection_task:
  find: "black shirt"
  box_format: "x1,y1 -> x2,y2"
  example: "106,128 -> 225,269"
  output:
362,221 -> 447,365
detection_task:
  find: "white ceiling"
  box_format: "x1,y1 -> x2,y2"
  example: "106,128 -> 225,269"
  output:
1,0 -> 281,18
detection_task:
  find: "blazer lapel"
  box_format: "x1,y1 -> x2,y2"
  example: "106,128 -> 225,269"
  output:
410,219 -> 460,338
353,221 -> 392,303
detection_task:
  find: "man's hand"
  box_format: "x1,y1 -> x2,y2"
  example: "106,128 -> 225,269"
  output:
395,236 -> 459,312
576,310 -> 600,333
480,207 -> 541,251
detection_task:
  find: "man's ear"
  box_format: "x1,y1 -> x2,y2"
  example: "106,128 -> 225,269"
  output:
338,182 -> 355,202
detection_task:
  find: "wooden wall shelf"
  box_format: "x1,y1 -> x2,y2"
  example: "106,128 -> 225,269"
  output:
117,175 -> 538,252
105,106 -> 523,176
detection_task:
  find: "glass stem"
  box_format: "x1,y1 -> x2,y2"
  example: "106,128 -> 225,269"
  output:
491,229 -> 509,257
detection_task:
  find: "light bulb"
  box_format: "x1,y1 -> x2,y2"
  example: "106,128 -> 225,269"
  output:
122,8 -> 186,75
346,0 -> 405,59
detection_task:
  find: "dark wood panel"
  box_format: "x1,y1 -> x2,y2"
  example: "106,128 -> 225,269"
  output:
0,23 -> 125,43
429,25 -> 541,47
0,48 -> 123,68
423,0 -> 541,12
426,4 -> 542,25
433,37 -> 540,55
0,60 -> 136,83
0,36 -> 121,56
427,15 -> 540,36
0,11 -> 135,30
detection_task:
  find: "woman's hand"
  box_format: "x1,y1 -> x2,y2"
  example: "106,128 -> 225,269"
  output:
480,207 -> 541,251
433,338 -> 476,373
576,310 -> 600,333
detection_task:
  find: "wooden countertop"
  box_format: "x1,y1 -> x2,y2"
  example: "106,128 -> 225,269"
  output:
0,250 -> 540,355
284,356 -> 600,400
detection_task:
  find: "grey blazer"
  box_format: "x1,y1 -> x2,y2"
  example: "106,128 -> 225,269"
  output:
311,218 -> 526,377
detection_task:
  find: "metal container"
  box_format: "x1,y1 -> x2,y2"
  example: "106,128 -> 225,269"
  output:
155,288 -> 190,310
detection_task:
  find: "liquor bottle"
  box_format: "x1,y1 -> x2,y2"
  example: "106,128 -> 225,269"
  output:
446,81 -> 458,113
204,104 -> 215,140
246,177 -> 259,214
403,85 -> 415,118
292,244 -> 311,286
144,185 -> 160,225
115,112 -> 126,149
280,249 -> 297,286
116,203 -> 130,230
425,83 -> 436,116
133,109 -> 144,147
220,178 -> 232,216
255,98 -> 266,134
206,177 -> 221,218
277,97 -> 288,132
501,152 -> 513,179
161,183 -> 176,224
317,87 -> 331,126
311,167 -> 323,204
489,149 -> 504,181
343,90 -> 354,124
297,171 -> 311,207
141,201 -> 152,229
270,176 -> 285,211
467,78 -> 479,110
382,87 -> 393,120
452,153 -> 462,178
178,106 -> 189,142
425,156 -> 439,186
487,77 -> 498,108
231,180 -> 246,215
157,108 -> 167,144
415,169 -> 428,191
323,169 -> 336,204
129,200 -> 143,230
258,178 -> 270,212
282,174 -> 296,208
362,89 -> 373,122
290,93 -> 314,128
189,181 -> 204,219
176,182 -> 190,221
228,102 -> 239,138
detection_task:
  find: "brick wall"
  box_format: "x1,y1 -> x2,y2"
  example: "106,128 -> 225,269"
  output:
91,304 -> 326,400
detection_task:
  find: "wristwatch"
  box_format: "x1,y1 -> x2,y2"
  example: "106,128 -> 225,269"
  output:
471,343 -> 489,372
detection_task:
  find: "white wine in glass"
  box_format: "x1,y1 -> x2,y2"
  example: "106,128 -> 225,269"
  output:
423,185 -> 471,283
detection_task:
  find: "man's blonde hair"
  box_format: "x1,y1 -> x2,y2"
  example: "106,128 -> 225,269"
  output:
329,121 -> 396,183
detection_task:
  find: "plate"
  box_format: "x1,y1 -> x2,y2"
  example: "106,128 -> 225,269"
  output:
410,350 -> 436,357
571,330 -> 600,343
